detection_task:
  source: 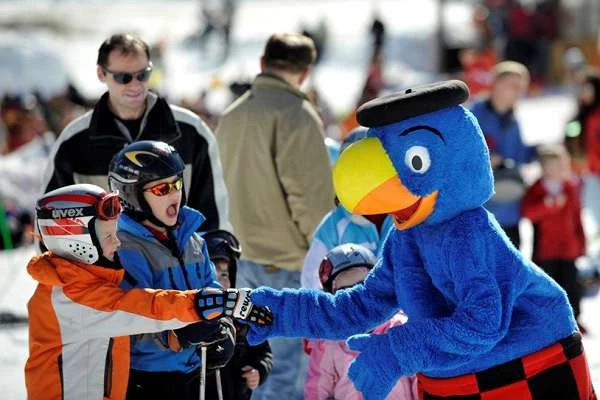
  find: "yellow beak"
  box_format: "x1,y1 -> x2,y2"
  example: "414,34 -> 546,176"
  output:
333,137 -> 438,230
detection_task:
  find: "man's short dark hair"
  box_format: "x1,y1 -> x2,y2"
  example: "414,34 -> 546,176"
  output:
262,33 -> 317,73
97,33 -> 150,67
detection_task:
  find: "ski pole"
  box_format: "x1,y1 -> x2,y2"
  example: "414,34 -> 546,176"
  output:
199,345 -> 207,400
216,368 -> 223,400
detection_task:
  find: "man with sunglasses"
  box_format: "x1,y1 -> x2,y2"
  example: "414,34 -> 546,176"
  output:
42,32 -> 229,232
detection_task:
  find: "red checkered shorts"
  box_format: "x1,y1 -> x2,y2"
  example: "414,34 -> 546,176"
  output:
417,333 -> 596,399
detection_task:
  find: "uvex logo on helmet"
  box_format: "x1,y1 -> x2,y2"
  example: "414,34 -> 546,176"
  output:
51,208 -> 84,219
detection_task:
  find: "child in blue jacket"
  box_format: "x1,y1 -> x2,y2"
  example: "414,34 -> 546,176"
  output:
109,140 -> 271,400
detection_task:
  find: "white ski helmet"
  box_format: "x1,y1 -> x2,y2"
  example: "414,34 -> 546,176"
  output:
318,243 -> 377,292
36,184 -> 122,264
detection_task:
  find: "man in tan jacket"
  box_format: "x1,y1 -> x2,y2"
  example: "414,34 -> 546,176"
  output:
216,33 -> 334,399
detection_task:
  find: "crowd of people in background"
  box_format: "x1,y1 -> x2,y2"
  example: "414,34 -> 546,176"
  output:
3,0 -> 600,398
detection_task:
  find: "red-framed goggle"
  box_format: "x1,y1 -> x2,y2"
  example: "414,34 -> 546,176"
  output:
37,191 -> 122,221
96,192 -> 122,220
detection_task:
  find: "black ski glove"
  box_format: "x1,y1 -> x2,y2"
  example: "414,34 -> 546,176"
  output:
173,318 -> 229,349
203,317 -> 236,370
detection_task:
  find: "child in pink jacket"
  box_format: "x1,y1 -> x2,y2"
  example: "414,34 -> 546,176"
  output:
304,243 -> 418,400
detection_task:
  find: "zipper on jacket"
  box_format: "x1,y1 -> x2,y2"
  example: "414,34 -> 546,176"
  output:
177,255 -> 193,290
164,231 -> 192,290
167,266 -> 179,290
103,338 -> 114,398
58,354 -> 64,400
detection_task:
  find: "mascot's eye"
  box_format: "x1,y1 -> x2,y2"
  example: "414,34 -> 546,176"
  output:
404,146 -> 431,174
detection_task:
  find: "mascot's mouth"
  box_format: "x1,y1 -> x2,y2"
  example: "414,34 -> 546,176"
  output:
391,198 -> 423,226
332,136 -> 438,230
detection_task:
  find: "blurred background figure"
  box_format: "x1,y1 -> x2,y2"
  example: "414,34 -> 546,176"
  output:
470,61 -> 535,250
522,144 -> 587,332
197,0 -> 236,61
458,4 -> 498,99
0,94 -> 49,154
0,93 -> 55,251
370,13 -> 386,56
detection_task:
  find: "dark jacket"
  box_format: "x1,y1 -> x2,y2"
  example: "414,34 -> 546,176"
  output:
42,91 -> 230,231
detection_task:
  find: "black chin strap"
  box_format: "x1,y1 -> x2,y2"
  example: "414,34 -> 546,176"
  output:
95,253 -> 122,269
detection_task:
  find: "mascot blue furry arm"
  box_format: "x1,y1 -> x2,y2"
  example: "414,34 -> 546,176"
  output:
248,81 -> 592,400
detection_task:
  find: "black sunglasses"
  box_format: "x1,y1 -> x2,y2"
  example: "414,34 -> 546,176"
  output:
102,62 -> 153,85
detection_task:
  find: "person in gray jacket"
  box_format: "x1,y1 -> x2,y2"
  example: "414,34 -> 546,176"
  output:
216,33 -> 334,400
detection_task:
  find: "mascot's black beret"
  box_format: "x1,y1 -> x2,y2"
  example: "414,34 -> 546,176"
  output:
357,80 -> 470,128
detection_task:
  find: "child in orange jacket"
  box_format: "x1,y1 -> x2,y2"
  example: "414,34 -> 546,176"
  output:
25,184 -> 271,400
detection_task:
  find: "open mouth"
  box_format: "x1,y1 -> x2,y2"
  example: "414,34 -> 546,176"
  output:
391,198 -> 423,226
166,203 -> 179,218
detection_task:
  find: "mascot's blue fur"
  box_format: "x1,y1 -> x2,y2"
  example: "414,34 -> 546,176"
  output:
247,87 -> 577,399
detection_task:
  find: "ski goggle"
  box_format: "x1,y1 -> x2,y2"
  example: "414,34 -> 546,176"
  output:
36,191 -> 122,221
102,63 -> 153,85
144,178 -> 183,197
97,192 -> 122,220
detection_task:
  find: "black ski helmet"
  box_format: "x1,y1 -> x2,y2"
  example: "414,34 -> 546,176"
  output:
108,140 -> 186,227
203,229 -> 241,287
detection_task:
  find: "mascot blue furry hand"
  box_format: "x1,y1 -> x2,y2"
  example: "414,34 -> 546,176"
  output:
247,81 -> 594,400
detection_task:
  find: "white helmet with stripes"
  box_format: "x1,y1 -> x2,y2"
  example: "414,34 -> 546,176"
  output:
36,184 -> 121,264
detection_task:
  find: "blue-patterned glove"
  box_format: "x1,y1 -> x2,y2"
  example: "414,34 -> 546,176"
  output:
246,286 -> 286,345
347,333 -> 403,400
194,288 -> 273,325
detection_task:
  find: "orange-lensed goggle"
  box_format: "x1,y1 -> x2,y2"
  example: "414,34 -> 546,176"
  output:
144,178 -> 183,197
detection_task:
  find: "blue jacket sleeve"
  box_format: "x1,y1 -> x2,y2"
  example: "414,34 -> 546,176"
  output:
249,237 -> 400,342
381,228 -> 517,376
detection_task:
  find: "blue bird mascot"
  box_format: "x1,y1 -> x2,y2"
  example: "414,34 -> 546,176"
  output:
246,80 -> 595,400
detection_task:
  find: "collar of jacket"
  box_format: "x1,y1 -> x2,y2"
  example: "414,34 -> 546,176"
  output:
27,252 -> 125,287
88,91 -> 182,142
252,73 -> 310,101
118,206 -> 206,251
